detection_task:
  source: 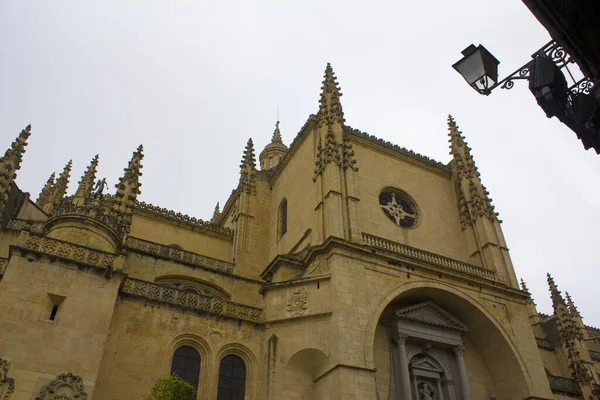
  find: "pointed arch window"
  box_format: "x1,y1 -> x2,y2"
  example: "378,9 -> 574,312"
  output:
278,198 -> 287,238
170,346 -> 200,400
216,355 -> 246,400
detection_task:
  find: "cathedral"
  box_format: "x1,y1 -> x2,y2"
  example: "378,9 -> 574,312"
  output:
0,64 -> 599,400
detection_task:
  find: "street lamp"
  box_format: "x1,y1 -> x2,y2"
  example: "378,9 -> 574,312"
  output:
453,40 -> 600,154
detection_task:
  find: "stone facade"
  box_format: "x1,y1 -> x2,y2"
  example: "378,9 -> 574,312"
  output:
0,64 -> 599,400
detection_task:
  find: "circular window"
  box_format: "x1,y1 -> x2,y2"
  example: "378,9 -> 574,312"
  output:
379,188 -> 418,228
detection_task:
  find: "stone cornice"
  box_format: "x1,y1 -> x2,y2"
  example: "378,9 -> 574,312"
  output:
261,235 -> 527,300
133,200 -> 234,238
120,277 -> 262,323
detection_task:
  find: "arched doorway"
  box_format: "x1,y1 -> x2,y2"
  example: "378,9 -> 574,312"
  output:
369,283 -> 532,400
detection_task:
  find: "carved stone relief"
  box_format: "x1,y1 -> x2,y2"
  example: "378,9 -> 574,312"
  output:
35,373 -> 87,400
286,288 -> 308,316
0,358 -> 15,400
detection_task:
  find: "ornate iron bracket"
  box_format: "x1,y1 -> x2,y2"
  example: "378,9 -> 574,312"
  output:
480,40 -> 592,97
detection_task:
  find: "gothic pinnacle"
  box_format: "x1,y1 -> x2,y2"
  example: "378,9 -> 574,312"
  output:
75,154 -> 99,199
115,145 -> 144,194
520,278 -> 530,294
240,138 -> 256,170
565,292 -> 581,317
0,125 -> 32,203
51,160 -> 72,204
211,202 -> 221,222
37,172 -> 56,205
547,273 -> 566,308
318,63 -> 345,126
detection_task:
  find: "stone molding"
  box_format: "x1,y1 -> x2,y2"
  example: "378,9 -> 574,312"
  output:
394,301 -> 469,333
362,232 -> 495,280
133,200 -> 233,237
19,233 -> 117,270
120,277 -> 262,323
125,237 -> 235,274
35,372 -> 87,400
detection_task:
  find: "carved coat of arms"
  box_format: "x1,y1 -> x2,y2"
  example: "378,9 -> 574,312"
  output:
287,288 -> 308,316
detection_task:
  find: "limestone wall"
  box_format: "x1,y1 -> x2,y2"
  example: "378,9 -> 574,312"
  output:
94,297 -> 264,400
130,213 -> 233,262
0,253 -> 120,399
351,140 -> 471,264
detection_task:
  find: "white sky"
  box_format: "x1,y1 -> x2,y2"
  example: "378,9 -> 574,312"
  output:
1,1 -> 599,326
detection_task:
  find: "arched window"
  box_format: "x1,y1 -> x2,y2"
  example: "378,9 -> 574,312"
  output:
278,198 -> 287,238
216,355 -> 246,400
170,346 -> 200,400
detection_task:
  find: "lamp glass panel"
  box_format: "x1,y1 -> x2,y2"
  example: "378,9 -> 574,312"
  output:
453,50 -> 486,85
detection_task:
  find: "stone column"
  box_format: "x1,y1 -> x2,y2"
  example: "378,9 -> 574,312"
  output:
436,378 -> 444,400
453,345 -> 471,400
397,334 -> 412,399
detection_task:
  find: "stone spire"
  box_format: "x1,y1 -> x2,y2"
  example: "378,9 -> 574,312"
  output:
240,139 -> 256,170
44,160 -> 72,214
239,139 -> 256,193
317,63 -> 345,127
448,115 -> 498,226
565,291 -> 588,340
211,202 -> 221,222
547,274 -> 595,389
36,172 -> 56,207
0,125 -> 31,223
520,279 -> 540,324
73,154 -> 99,206
112,145 -> 143,241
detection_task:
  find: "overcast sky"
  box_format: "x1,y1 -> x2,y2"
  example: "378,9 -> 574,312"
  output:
1,1 -> 599,326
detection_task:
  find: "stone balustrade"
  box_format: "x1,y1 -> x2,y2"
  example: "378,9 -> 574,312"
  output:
121,277 -> 262,323
546,374 -> 580,396
20,234 -> 117,268
361,232 -> 495,280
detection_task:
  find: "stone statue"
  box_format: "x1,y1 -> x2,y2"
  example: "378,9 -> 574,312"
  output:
93,178 -> 107,198
418,383 -> 435,400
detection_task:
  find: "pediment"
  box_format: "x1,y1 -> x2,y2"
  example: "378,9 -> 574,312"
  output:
394,301 -> 468,332
411,358 -> 443,373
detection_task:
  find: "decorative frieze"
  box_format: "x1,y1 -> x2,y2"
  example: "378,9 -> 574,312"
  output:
21,234 -> 116,269
361,232 -> 495,280
125,237 -> 235,274
35,372 -> 87,400
134,201 -> 233,237
6,219 -> 45,234
546,374 -> 581,396
121,278 -> 262,323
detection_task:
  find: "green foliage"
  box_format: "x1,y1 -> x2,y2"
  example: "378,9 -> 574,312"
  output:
145,375 -> 195,400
